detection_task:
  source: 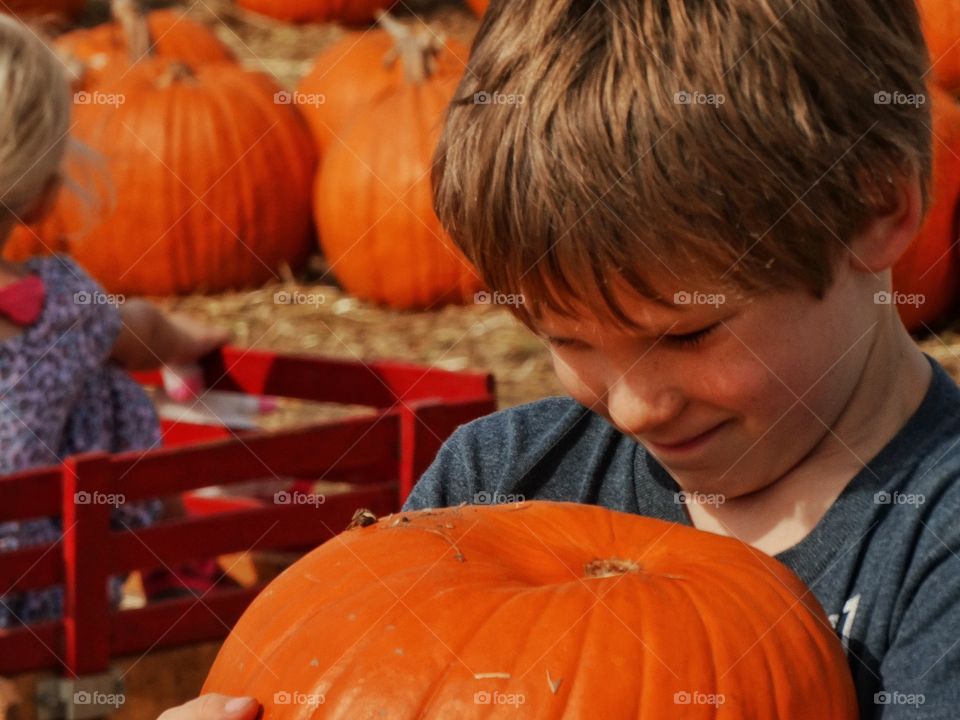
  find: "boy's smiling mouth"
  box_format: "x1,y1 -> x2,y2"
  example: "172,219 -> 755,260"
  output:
645,419 -> 732,454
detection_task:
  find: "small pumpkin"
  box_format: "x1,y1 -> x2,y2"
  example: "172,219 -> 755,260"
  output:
916,0 -> 960,95
296,27 -> 469,152
466,0 -> 488,16
234,0 -> 397,24
0,0 -> 84,20
203,501 -> 859,718
314,13 -> 482,309
57,0 -> 235,89
892,84 -> 960,331
5,9 -> 316,296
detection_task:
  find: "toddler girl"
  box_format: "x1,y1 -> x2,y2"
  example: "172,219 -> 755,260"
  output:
0,13 -> 230,627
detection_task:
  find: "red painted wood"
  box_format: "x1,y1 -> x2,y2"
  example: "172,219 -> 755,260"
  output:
0,621 -> 62,674
110,414 -> 401,502
0,465 -> 61,521
0,545 -> 62,592
62,454 -> 112,676
109,483 -> 397,574
110,586 -> 263,656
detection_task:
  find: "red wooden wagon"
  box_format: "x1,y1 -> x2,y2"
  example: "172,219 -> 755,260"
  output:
0,346 -> 496,717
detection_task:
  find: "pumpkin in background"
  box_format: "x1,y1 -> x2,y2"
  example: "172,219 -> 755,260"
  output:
234,0 -> 397,24
314,13 -> 482,309
6,25 -> 316,295
917,0 -> 960,95
466,0 -> 488,16
203,501 -> 859,718
57,0 -> 235,89
297,27 -> 469,153
1,0 -> 84,19
892,84 -> 960,331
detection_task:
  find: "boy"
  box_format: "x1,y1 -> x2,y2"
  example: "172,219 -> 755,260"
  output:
170,0 -> 957,718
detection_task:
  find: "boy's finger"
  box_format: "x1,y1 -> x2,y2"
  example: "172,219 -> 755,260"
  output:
157,694 -> 259,720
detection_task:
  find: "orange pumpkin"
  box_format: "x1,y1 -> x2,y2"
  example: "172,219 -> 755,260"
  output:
297,29 -> 469,153
466,0 -> 488,16
203,501 -> 859,718
892,84 -> 960,331
0,0 -> 84,19
917,0 -> 960,95
56,0 -> 234,89
314,14 -> 482,309
6,59 -> 316,295
234,0 -> 397,24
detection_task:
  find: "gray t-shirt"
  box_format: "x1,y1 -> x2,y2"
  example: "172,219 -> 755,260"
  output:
404,352 -> 960,719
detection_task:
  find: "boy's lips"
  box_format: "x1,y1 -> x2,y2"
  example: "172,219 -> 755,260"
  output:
646,420 -> 730,452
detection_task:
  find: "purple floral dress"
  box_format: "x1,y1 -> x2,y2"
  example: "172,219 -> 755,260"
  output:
0,256 -> 163,628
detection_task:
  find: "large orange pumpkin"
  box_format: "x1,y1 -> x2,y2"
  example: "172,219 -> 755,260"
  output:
6,59 -> 316,295
892,84 -> 960,331
917,0 -> 960,95
203,502 -> 859,718
57,0 -> 234,88
1,0 -> 84,19
296,28 -> 469,153
234,0 -> 397,24
314,14 -> 482,309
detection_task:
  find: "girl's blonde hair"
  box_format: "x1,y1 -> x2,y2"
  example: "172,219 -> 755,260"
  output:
0,13 -> 70,220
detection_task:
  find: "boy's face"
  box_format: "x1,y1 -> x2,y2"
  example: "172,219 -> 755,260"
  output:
534,261 -> 882,498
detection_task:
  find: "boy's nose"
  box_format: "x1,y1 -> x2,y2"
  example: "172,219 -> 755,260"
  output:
605,375 -> 684,437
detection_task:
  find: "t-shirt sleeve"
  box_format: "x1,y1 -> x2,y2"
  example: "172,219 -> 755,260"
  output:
402,425 -> 480,511
875,521 -> 960,719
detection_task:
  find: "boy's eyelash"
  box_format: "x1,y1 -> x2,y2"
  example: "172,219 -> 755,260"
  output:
665,323 -> 720,348
546,323 -> 720,350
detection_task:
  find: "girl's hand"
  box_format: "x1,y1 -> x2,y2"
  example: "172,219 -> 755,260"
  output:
112,300 -> 231,371
157,694 -> 259,720
163,311 -> 231,366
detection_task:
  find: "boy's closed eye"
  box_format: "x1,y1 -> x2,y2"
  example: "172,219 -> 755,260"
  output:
544,322 -> 722,351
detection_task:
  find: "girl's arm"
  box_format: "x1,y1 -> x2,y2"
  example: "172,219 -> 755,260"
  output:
111,299 -> 230,371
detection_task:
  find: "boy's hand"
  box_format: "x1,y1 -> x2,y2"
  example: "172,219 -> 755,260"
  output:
157,694 -> 259,720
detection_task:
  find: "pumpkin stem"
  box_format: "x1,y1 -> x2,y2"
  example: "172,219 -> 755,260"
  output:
158,62 -> 196,88
111,0 -> 153,63
375,10 -> 446,85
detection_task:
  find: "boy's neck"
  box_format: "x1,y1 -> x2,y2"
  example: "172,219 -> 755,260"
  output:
685,311 -> 932,555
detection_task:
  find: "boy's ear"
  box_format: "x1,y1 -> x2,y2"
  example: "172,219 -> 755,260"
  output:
847,172 -> 923,274
20,175 -> 63,226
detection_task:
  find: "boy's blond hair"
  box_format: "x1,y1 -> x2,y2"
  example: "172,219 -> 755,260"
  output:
0,14 -> 70,220
432,0 -> 932,329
